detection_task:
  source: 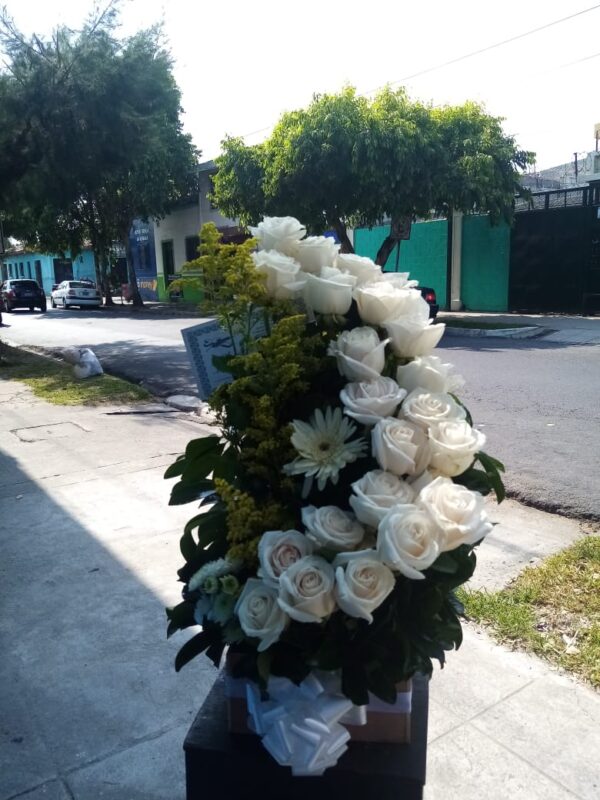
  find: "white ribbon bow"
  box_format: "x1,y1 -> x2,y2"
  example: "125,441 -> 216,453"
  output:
245,672 -> 368,776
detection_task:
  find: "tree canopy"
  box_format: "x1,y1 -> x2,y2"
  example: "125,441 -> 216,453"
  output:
0,1 -> 199,304
212,87 -> 533,267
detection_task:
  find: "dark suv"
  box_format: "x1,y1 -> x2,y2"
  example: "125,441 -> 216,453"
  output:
1,279 -> 47,312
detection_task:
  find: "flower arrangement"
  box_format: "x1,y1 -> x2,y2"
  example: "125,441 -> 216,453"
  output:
166,218 -> 505,774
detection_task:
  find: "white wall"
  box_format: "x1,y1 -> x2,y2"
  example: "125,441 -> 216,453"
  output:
153,171 -> 239,280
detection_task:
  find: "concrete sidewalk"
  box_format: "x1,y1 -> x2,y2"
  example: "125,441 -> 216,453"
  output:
438,311 -> 600,345
0,382 -> 598,800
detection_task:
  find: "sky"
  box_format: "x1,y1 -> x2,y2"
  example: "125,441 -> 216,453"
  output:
3,0 -> 600,170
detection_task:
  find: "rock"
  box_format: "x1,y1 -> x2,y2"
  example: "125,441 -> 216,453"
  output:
166,394 -> 203,412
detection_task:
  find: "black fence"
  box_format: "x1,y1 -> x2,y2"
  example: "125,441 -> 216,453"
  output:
509,187 -> 600,313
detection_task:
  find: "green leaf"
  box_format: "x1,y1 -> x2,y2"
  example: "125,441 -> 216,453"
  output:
178,537 -> 228,583
477,451 -> 505,473
179,526 -> 197,562
450,393 -> 473,426
341,661 -> 369,706
476,451 -> 506,503
185,435 -> 223,461
164,455 -> 186,479
166,601 -> 196,638
453,467 -> 493,495
205,641 -> 226,668
367,667 -> 398,704
429,552 -> 459,574
174,631 -> 212,672
169,478 -> 214,506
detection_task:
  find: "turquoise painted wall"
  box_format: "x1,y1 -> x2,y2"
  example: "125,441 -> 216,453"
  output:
4,249 -> 96,294
354,221 -> 448,308
354,216 -> 511,312
461,217 -> 510,311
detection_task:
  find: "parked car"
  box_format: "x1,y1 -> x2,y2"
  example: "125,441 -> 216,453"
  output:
419,286 -> 439,319
51,280 -> 101,309
0,279 -> 47,312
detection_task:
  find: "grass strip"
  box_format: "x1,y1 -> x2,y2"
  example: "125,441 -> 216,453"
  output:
0,343 -> 151,405
459,536 -> 600,688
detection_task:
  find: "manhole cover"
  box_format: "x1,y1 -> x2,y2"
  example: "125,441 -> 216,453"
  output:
12,422 -> 88,442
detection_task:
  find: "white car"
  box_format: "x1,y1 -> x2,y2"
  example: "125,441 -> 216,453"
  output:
51,280 -> 101,309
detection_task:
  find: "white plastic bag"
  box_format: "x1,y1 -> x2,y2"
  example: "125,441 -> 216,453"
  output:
72,348 -> 103,379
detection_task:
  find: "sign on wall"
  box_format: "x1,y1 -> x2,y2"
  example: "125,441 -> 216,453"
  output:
129,220 -> 158,300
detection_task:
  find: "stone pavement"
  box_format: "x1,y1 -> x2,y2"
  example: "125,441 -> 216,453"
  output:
0,380 -> 598,800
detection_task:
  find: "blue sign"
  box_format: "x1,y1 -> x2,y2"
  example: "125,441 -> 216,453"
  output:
181,320 -> 239,400
182,319 -> 267,400
129,219 -> 158,300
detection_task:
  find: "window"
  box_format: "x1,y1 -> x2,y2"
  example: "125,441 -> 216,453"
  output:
19,262 -> 24,277
34,260 -> 42,285
161,240 -> 175,278
185,235 -> 200,263
27,261 -> 32,278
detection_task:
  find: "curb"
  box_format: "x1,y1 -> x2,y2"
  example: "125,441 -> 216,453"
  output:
443,325 -> 543,339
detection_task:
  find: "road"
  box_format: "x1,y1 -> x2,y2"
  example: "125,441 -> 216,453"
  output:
2,306 -> 599,520
0,305 -> 207,396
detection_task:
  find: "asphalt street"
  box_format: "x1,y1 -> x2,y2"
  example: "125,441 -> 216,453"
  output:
2,305 -> 599,520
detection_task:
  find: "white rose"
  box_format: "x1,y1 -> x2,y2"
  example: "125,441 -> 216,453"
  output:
277,555 -> 336,623
333,550 -> 395,623
384,318 -> 446,358
380,272 -> 419,289
349,469 -> 416,528
428,420 -> 486,477
400,389 -> 466,429
354,283 -> 430,327
258,530 -> 315,587
340,377 -> 407,426
418,476 -> 493,551
292,235 -> 340,273
327,327 -> 389,381
371,417 -> 430,477
252,250 -> 306,299
235,578 -> 288,651
304,270 -> 354,316
377,505 -> 443,580
302,505 -> 365,552
396,355 -> 465,394
335,253 -> 383,285
249,216 -> 306,256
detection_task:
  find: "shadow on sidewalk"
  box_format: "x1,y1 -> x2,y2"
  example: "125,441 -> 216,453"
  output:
0,448 -> 215,800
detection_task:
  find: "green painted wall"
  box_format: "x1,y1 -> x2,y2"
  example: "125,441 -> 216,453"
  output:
354,221 -> 448,308
156,274 -> 203,303
354,216 -> 511,312
461,217 -> 510,311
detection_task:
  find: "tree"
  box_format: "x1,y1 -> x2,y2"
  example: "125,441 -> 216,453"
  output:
0,2 -> 198,305
212,87 -> 533,268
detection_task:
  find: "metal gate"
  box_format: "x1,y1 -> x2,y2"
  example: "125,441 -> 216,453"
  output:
509,188 -> 600,313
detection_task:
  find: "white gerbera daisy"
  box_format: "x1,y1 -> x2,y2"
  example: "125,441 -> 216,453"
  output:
283,407 -> 367,494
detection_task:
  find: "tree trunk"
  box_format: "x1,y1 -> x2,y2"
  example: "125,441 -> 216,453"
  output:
330,217 -> 354,254
122,225 -> 144,307
375,216 -> 413,268
100,250 -> 114,306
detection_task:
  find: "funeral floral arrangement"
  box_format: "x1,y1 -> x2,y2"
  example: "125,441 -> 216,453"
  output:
166,217 -> 505,773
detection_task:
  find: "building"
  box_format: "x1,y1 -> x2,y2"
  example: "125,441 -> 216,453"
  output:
153,160 -> 244,301
1,248 -> 96,294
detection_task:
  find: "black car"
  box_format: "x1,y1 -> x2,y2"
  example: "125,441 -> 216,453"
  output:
419,286 -> 439,319
1,279 -> 47,312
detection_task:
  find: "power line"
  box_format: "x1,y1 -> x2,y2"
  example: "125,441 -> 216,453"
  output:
233,4 -> 600,145
365,3 -> 600,93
